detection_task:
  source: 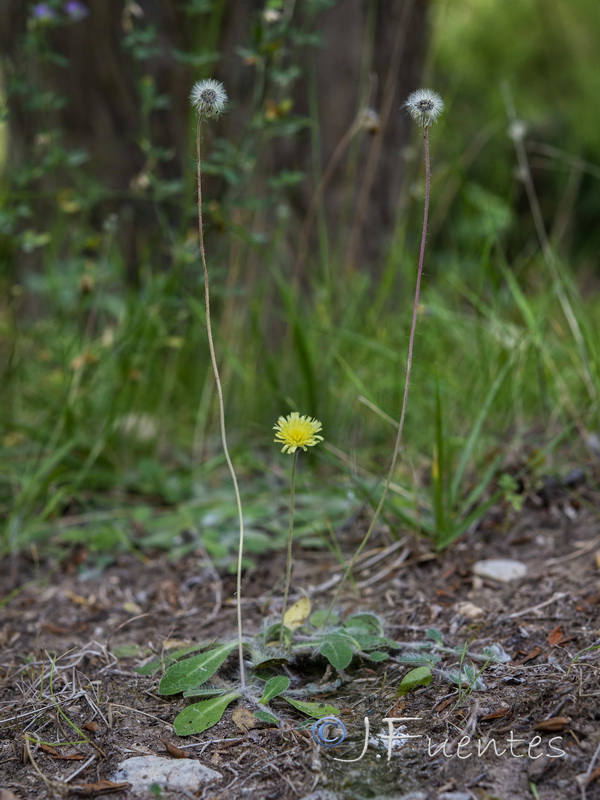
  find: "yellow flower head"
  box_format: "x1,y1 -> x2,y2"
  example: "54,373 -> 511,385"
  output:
273,412 -> 323,455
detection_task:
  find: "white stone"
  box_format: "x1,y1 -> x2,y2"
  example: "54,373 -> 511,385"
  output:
472,558 -> 527,583
455,601 -> 485,620
112,756 -> 221,793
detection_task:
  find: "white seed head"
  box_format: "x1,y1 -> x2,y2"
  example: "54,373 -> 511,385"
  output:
404,89 -> 444,128
190,79 -> 228,118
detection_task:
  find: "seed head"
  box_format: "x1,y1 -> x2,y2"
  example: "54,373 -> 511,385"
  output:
190,79 -> 228,119
404,89 -> 444,128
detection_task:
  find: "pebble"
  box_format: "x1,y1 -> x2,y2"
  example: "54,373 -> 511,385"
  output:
472,558 -> 527,583
437,794 -> 472,800
112,756 -> 221,793
455,601 -> 485,620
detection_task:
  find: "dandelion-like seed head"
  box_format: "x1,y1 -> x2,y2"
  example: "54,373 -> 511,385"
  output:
404,89 -> 444,128
190,79 -> 228,118
359,108 -> 381,135
273,412 -> 324,455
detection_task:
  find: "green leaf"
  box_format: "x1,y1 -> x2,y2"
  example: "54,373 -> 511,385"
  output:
282,697 -> 340,718
310,610 -> 339,628
259,676 -> 291,705
135,644 -> 205,676
396,667 -> 433,696
395,651 -> 441,666
366,651 -> 389,662
426,628 -> 444,646
112,643 -> 143,659
350,633 -> 390,651
320,634 -> 354,670
173,691 -> 241,736
255,709 -> 280,725
342,613 -> 383,636
183,685 -> 231,698
158,643 -> 236,695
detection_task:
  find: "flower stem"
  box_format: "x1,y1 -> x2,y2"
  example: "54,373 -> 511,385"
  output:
196,124 -> 246,688
329,125 -> 432,610
280,450 -> 299,642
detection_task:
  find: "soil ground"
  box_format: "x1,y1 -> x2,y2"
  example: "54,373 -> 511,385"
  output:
1,470 -> 599,800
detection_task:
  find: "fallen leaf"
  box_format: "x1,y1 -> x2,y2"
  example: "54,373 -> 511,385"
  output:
547,625 -> 562,644
65,590 -> 101,610
534,716 -> 571,732
41,622 -> 75,635
587,766 -> 600,785
434,696 -> 455,713
283,594 -> 311,630
0,790 -> 22,800
232,706 -> 257,732
83,721 -> 101,733
547,625 -> 569,646
40,744 -> 85,760
480,706 -> 511,721
160,738 -> 189,759
386,700 -> 406,718
594,551 -> 600,570
69,780 -> 130,796
162,639 -> 193,650
122,601 -> 143,615
516,646 -> 543,665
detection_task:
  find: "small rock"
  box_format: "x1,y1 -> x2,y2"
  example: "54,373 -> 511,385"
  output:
472,558 -> 527,583
437,793 -> 472,800
112,756 -> 221,793
455,601 -> 485,620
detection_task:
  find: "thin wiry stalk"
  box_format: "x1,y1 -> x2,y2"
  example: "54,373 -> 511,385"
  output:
280,450 -> 299,642
329,125 -> 432,610
503,86 -> 596,407
196,124 -> 246,688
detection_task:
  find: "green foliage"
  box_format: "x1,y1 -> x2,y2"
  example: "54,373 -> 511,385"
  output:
140,616 -> 509,735
173,691 -> 242,736
259,676 -> 290,704
158,643 -> 237,695
2,0 -> 598,758
280,698 -> 340,718
396,667 -> 433,696
431,0 -> 600,263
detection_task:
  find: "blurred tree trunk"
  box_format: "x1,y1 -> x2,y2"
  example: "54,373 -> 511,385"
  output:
218,0 -> 430,273
0,0 -> 430,307
0,0 -> 191,306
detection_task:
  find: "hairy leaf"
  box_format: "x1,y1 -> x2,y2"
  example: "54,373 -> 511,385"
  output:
158,642 -> 236,695
320,634 -> 354,670
282,697 -> 340,718
260,676 -> 291,705
396,666 -> 433,696
173,691 -> 241,736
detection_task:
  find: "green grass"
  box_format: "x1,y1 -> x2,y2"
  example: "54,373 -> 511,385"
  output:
1,230 -> 599,558
2,0 -> 600,560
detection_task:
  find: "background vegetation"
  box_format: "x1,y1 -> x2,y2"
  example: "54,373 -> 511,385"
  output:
1,0 -> 599,561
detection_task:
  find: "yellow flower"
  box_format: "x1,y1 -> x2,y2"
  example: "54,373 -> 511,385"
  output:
273,412 -> 323,454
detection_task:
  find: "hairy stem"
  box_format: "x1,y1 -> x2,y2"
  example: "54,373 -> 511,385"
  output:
196,124 -> 246,688
280,449 -> 299,642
